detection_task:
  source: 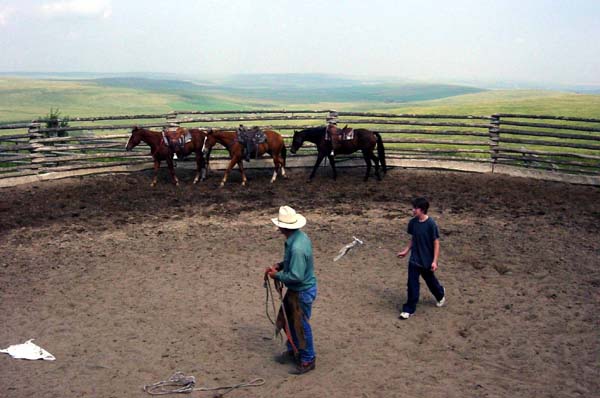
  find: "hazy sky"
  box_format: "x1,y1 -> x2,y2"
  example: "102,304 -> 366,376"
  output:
1,0 -> 599,85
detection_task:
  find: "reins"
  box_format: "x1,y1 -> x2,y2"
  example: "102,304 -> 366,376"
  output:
263,275 -> 299,355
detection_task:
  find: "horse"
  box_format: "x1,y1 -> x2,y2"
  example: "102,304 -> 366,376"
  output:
125,126 -> 210,187
201,129 -> 287,187
164,127 -> 209,184
125,126 -> 178,187
290,126 -> 386,181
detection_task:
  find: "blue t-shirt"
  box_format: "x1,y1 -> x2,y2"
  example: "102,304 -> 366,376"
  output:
407,216 -> 439,269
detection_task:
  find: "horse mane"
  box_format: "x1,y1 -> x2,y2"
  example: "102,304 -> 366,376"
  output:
300,126 -> 326,136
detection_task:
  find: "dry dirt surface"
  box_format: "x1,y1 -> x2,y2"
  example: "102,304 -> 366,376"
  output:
1,167 -> 599,398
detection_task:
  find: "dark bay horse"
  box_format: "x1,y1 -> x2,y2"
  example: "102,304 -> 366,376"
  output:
290,126 -> 386,181
201,129 -> 287,187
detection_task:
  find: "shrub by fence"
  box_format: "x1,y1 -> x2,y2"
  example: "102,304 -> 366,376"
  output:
1,110 -> 599,187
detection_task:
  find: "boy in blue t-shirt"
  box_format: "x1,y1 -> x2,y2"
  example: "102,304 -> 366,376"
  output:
397,197 -> 446,319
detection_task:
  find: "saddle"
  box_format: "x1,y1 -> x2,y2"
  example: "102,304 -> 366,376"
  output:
326,124 -> 354,150
163,127 -> 192,154
236,125 -> 266,161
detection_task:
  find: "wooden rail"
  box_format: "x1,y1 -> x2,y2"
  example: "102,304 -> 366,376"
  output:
1,110 -> 599,186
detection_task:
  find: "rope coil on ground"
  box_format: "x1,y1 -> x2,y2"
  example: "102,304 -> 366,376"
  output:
143,372 -> 265,396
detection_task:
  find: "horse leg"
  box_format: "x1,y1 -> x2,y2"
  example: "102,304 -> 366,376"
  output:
271,155 -> 282,183
279,153 -> 288,179
309,152 -> 326,180
371,152 -> 382,181
238,160 -> 247,186
362,149 -> 372,181
151,160 -> 160,187
193,151 -> 204,184
167,157 -> 179,186
271,163 -> 278,183
328,154 -> 337,180
220,157 -> 237,187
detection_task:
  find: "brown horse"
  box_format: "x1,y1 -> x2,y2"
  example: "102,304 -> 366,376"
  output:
201,129 -> 287,187
290,126 -> 386,181
164,127 -> 209,184
125,126 -> 178,187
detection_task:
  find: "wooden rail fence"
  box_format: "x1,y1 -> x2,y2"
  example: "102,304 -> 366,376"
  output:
1,110 -> 599,187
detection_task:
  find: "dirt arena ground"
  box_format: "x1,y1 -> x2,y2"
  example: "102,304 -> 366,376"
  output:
1,166 -> 599,398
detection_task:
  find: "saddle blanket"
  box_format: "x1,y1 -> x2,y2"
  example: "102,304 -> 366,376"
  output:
162,129 -> 192,147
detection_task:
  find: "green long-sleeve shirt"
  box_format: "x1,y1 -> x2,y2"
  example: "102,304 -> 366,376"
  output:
275,229 -> 317,291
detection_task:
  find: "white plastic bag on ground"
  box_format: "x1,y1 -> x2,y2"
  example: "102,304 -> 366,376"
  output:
0,339 -> 56,361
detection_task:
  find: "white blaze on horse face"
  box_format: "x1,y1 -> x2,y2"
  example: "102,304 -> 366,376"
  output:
125,134 -> 133,150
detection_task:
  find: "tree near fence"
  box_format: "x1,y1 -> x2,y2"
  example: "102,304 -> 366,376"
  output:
39,108 -> 70,137
0,110 -> 598,187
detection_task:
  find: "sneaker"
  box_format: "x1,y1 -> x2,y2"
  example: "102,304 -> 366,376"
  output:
275,350 -> 298,365
436,296 -> 446,307
399,312 -> 412,320
289,359 -> 316,375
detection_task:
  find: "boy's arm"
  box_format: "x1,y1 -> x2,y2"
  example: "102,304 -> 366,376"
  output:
431,238 -> 440,271
397,239 -> 412,258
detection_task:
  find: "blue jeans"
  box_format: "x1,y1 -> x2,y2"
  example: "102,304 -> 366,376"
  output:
402,264 -> 444,314
287,285 -> 317,363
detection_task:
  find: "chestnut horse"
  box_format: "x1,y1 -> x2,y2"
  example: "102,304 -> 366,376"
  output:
125,126 -> 206,186
125,126 -> 178,187
201,129 -> 287,187
165,127 -> 209,184
290,126 -> 386,181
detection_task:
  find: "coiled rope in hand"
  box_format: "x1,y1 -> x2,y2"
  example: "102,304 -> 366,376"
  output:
143,372 -> 265,396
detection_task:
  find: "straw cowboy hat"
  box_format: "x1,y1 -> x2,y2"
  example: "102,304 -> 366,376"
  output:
271,206 -> 306,229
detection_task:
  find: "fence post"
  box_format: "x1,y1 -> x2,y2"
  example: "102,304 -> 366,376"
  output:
489,114 -> 500,172
27,122 -> 42,169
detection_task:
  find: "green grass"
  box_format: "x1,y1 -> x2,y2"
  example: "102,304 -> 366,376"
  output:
3,77 -> 599,123
1,77 -> 598,174
378,89 -> 600,118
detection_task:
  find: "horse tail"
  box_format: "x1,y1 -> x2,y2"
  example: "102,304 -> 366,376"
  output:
281,142 -> 287,167
375,132 -> 387,174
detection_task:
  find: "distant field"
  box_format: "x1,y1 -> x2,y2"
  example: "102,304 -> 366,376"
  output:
384,90 -> 600,118
0,76 -> 599,124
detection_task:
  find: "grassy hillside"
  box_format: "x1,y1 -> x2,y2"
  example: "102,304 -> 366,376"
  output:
1,75 -> 599,124
383,90 -> 600,118
0,78 -> 181,122
93,74 -> 484,105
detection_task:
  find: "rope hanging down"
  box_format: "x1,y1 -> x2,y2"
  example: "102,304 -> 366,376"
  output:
264,274 -> 299,354
143,372 -> 265,396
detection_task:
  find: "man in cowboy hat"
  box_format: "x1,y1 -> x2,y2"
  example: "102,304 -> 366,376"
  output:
265,205 -> 317,375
